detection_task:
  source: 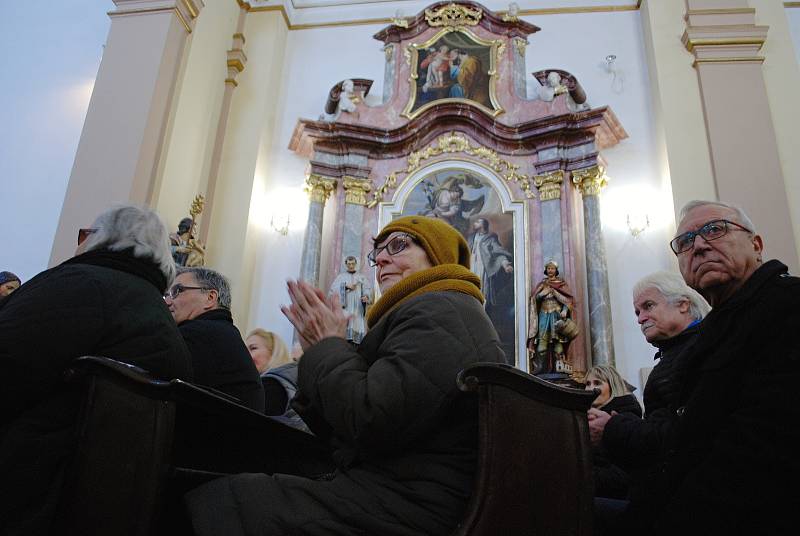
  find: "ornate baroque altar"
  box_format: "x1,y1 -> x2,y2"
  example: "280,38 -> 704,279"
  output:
289,1 -> 627,375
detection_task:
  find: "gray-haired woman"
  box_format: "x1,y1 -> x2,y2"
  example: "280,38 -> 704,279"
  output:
0,204 -> 192,535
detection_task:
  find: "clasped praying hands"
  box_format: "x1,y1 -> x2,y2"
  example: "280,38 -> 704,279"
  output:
281,279 -> 350,351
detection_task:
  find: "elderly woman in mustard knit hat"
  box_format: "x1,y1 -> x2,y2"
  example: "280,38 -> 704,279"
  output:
185,216 -> 506,536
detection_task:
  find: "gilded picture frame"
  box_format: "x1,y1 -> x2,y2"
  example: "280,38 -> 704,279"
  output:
402,28 -> 504,120
377,160 -> 529,369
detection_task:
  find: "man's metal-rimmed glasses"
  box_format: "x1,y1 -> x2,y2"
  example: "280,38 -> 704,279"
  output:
367,234 -> 414,267
670,219 -> 753,255
163,284 -> 211,300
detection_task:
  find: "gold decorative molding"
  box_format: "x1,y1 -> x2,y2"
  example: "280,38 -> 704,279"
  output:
786,2 -> 800,7
384,44 -> 394,62
305,175 -> 337,204
501,11 -> 519,22
404,45 -> 412,67
232,32 -> 246,44
391,16 -> 409,28
343,177 -> 372,206
425,3 -> 482,28
368,132 -> 533,209
685,7 -> 755,16
534,170 -> 564,201
693,56 -> 765,67
571,166 -> 607,197
512,37 -> 527,57
497,41 -> 506,61
684,36 -> 765,53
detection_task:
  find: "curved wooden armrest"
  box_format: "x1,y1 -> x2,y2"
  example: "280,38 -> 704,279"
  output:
457,362 -> 596,411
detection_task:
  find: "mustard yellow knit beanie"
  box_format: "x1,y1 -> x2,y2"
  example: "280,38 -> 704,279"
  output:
375,215 -> 471,269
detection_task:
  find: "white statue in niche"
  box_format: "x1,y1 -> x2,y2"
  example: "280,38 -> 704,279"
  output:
338,79 -> 359,114
538,71 -> 568,102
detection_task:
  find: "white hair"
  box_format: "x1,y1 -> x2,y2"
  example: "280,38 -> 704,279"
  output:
633,271 -> 711,321
679,200 -> 756,233
83,204 -> 176,286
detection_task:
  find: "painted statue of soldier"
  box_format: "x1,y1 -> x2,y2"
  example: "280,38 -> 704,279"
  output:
527,260 -> 577,375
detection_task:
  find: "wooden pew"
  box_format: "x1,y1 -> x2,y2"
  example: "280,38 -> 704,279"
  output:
453,363 -> 596,536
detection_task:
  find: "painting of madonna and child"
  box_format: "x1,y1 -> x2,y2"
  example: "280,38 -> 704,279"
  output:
399,169 -> 517,364
411,32 -> 492,114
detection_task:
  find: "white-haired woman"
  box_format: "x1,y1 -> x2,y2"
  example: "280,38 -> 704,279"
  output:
0,204 -> 192,535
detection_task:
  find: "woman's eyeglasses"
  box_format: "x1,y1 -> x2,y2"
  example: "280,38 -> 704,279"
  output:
367,234 -> 414,267
163,284 -> 211,300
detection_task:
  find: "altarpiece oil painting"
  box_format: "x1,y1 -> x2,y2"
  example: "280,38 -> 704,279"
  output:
404,28 -> 502,118
380,161 -> 527,364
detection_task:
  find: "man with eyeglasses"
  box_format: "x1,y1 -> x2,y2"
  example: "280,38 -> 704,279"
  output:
165,267 -> 264,412
624,200 -> 799,535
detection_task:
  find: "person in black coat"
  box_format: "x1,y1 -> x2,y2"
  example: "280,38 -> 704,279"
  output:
184,215 -> 507,536
165,266 -> 264,412
0,205 -> 193,536
629,200 -> 800,534
584,365 -> 643,500
591,272 -> 711,488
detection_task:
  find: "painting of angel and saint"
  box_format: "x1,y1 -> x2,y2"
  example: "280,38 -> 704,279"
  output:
400,168 -> 517,363
409,31 -> 493,115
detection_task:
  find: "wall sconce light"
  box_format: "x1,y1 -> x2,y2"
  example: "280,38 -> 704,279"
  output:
270,214 -> 290,236
627,213 -> 650,238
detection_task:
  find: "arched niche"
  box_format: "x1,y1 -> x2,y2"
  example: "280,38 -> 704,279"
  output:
378,159 -> 529,370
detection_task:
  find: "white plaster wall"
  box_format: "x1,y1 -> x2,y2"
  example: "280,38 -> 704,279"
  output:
0,0 -> 113,280
248,10 -> 673,392
785,6 -> 800,65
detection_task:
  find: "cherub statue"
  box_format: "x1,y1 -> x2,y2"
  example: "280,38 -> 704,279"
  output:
527,260 -> 578,375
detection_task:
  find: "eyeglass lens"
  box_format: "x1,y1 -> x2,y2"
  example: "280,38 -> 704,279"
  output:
368,235 -> 411,266
672,220 -> 731,253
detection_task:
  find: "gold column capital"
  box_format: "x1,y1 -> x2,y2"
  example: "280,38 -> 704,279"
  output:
571,166 -> 607,197
305,174 -> 337,204
342,177 -> 372,206
533,170 -> 564,201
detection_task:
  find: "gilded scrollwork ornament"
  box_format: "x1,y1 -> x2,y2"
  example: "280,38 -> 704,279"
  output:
368,132 -> 534,208
534,170 -> 564,201
425,3 -> 482,28
305,174 -> 337,204
342,177 -> 372,206
571,166 -> 608,197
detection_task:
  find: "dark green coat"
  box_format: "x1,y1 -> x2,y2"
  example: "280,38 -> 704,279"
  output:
0,249 -> 193,535
185,291 -> 506,536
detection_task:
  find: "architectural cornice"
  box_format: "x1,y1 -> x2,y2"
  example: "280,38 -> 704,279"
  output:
110,0 -> 204,33
290,104 -> 627,160
239,1 -> 640,32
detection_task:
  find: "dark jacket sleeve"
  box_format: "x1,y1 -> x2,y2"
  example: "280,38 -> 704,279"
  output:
603,407 -> 677,471
297,293 -> 501,453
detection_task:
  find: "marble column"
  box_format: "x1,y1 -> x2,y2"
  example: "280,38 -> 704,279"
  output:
534,170 -> 565,269
49,0 -> 204,266
341,177 -> 372,263
572,166 -> 614,367
299,174 -> 337,285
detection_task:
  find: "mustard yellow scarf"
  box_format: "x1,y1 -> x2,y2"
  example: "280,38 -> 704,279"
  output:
366,264 -> 484,328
